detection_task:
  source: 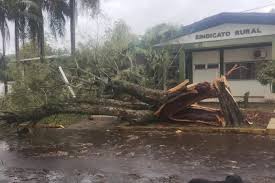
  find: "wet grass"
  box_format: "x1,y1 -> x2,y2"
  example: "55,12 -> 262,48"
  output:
39,114 -> 89,127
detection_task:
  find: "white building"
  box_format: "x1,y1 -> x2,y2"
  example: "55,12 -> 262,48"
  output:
160,12 -> 275,102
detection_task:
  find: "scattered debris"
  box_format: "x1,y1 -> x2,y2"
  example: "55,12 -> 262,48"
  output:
128,152 -> 135,157
127,135 -> 139,142
115,152 -> 122,156
56,151 -> 69,156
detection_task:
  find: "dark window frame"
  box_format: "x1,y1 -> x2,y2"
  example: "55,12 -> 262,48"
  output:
207,63 -> 219,69
272,82 -> 275,93
194,64 -> 206,70
225,61 -> 257,80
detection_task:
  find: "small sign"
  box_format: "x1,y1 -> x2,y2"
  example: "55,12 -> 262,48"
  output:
195,28 -> 262,40
168,24 -> 275,45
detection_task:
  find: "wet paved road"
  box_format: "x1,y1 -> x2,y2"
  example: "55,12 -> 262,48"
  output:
0,128 -> 275,183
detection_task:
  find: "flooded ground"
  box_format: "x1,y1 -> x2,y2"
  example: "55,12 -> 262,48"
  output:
0,128 -> 275,183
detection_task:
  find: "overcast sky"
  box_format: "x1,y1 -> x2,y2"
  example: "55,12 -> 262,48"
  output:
2,0 -> 275,54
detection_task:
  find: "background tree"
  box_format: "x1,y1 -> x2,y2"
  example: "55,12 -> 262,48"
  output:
140,23 -> 179,48
4,0 -> 41,68
26,0 -> 70,61
257,61 -> 275,92
69,0 -> 100,65
0,0 -> 10,95
137,23 -> 180,90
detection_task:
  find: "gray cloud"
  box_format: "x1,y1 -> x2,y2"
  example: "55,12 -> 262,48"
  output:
101,0 -> 274,34
2,0 -> 275,54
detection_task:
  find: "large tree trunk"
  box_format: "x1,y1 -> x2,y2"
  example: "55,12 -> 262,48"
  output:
14,18 -> 24,78
0,102 -> 155,124
214,77 -> 244,126
70,0 -> 76,56
112,80 -> 165,106
39,24 -> 45,61
38,3 -> 45,62
1,27 -> 8,95
15,18 -> 20,62
163,62 -> 167,91
70,0 -> 77,67
75,98 -> 150,110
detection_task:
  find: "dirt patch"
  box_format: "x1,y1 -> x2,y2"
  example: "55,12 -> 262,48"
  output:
243,111 -> 275,128
200,102 -> 275,129
67,115 -> 121,130
124,111 -> 275,130
64,111 -> 274,131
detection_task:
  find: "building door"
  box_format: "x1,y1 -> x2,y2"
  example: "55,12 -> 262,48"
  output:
192,50 -> 220,83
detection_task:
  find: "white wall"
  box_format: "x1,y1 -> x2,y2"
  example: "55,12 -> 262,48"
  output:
224,46 -> 272,62
227,80 -> 270,97
192,46 -> 274,99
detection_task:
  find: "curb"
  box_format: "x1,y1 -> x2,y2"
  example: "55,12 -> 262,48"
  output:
115,118 -> 275,135
267,118 -> 275,135
116,126 -> 268,135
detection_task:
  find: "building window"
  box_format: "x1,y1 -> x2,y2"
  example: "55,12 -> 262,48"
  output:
207,63 -> 219,69
272,82 -> 275,93
194,64 -> 206,70
225,62 -> 256,80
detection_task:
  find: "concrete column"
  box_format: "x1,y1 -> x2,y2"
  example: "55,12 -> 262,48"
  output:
272,39 -> 275,61
272,38 -> 275,93
219,48 -> 224,76
185,51 -> 193,83
178,48 -> 185,82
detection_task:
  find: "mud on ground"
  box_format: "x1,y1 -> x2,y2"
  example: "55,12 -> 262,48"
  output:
0,128 -> 275,182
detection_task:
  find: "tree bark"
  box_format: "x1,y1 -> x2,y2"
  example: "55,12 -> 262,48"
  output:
0,103 -> 155,124
112,80 -> 165,106
163,62 -> 167,91
14,18 -> 25,78
15,18 -> 20,62
70,0 -> 76,58
73,98 -> 150,110
1,27 -> 8,95
214,77 -> 244,126
38,3 -> 45,62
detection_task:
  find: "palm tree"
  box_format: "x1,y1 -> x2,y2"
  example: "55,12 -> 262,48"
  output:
14,0 -> 99,63
19,0 -> 69,62
42,0 -> 70,60
70,0 -> 75,58
5,0 -> 39,62
70,0 -> 100,60
0,0 -> 10,95
0,1 -> 9,56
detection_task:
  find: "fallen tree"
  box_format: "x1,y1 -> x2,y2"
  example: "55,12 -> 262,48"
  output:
110,72 -> 244,127
0,68 -> 245,127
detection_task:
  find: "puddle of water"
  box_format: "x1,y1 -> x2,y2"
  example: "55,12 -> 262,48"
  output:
0,129 -> 274,182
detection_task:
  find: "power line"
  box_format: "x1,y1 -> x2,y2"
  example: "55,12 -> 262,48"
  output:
241,1 -> 275,12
